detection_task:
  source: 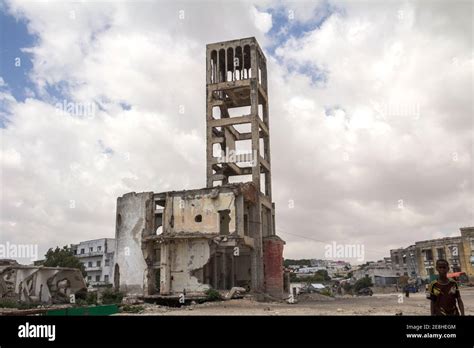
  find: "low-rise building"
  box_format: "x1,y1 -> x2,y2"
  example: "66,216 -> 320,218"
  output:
415,236 -> 462,279
389,227 -> 474,282
353,259 -> 399,286
390,245 -> 418,278
326,260 -> 351,277
310,259 -> 326,267
297,266 -> 325,274
71,238 -> 115,286
459,227 -> 474,279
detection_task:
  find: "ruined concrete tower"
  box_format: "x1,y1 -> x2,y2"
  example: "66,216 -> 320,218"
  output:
206,37 -> 272,199
206,38 -> 283,297
114,38 -> 285,300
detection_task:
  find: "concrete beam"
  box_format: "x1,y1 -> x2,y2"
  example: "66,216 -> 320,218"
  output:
209,115 -> 252,128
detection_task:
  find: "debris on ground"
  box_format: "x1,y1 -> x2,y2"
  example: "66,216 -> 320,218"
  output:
298,293 -> 335,302
122,296 -> 144,305
111,289 -> 474,316
224,287 -> 246,300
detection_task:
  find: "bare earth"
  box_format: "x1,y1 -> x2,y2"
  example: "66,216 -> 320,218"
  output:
130,287 -> 474,316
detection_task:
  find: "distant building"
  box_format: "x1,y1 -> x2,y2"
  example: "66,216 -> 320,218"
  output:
353,259 -> 399,286
71,238 -> 115,286
415,236 -> 462,279
297,266 -> 325,274
390,227 -> 474,281
383,257 -> 392,268
310,259 -> 326,267
325,260 -> 351,277
390,245 -> 418,277
459,227 -> 474,278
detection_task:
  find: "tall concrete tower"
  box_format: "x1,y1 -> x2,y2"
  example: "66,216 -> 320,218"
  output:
206,38 -> 283,296
206,37 -> 272,199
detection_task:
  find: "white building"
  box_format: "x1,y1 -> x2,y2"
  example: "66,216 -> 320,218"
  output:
297,266 -> 326,274
353,260 -> 399,286
289,282 -> 305,296
71,238 -> 115,286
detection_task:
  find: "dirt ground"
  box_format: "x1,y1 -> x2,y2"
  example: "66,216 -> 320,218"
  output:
129,287 -> 474,316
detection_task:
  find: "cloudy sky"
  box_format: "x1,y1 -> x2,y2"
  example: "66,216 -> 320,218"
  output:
0,0 -> 472,264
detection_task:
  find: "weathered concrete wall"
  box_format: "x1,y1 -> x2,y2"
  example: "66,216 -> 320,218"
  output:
161,239 -> 211,294
169,192 -> 236,235
0,260 -> 86,303
114,192 -> 153,295
415,236 -> 462,278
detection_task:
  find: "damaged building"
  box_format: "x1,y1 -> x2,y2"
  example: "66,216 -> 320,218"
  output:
0,259 -> 86,304
114,37 -> 285,299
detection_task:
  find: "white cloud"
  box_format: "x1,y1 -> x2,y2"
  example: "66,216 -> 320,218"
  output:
1,0 -> 472,263
251,6 -> 273,33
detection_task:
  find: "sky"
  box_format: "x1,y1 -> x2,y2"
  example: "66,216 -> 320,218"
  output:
0,0 -> 472,264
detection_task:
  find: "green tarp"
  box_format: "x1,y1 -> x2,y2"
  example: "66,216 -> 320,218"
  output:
46,304 -> 118,316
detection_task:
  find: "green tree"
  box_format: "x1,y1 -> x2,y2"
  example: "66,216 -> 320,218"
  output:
315,270 -> 330,281
289,272 -> 299,282
289,269 -> 331,283
43,246 -> 86,276
283,259 -> 313,267
353,276 -> 373,292
343,282 -> 353,294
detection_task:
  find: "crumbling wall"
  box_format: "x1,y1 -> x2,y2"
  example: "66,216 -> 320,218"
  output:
168,191 -> 236,235
115,192 -> 153,295
0,260 -> 86,304
161,239 -> 210,293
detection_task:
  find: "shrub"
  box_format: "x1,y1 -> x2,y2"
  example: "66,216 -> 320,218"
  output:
204,288 -> 222,302
0,299 -> 19,308
343,282 -> 353,295
86,292 -> 98,305
74,288 -> 88,301
319,288 -> 333,297
0,299 -> 38,310
101,288 -> 124,304
354,276 -> 373,293
121,305 -> 144,313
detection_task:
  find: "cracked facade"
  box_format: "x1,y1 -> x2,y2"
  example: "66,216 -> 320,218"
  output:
114,38 -> 285,299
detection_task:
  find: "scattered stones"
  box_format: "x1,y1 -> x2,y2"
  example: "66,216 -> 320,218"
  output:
122,296 -> 144,305
225,287 -> 247,300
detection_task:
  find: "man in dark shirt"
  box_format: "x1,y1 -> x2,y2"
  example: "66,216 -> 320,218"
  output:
428,259 -> 465,316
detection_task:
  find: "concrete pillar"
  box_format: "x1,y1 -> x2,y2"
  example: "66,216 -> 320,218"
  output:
263,236 -> 285,299
213,252 -> 218,289
222,249 -> 227,289
160,243 -> 171,295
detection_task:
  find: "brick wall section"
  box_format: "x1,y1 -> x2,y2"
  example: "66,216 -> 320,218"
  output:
263,236 -> 285,299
